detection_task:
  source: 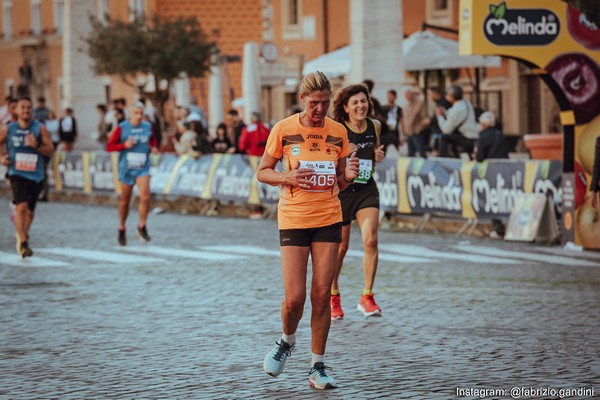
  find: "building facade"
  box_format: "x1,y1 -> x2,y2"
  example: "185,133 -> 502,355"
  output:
266,0 -> 560,138
0,0 -> 558,149
0,0 -> 263,148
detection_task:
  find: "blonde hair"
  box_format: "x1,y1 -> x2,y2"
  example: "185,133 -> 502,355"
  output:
299,71 -> 331,96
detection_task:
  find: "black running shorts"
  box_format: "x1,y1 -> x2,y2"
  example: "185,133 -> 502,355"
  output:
339,178 -> 380,226
10,175 -> 44,211
279,222 -> 342,247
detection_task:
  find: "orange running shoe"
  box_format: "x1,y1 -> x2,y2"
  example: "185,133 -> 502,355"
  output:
357,293 -> 382,317
330,294 -> 344,320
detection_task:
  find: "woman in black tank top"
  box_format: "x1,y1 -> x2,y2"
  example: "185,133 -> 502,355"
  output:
330,84 -> 385,319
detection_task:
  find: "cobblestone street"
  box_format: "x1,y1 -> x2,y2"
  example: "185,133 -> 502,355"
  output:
1,200 -> 599,399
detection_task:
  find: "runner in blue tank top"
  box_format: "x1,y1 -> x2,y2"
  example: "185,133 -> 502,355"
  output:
0,97 -> 54,257
106,102 -> 157,246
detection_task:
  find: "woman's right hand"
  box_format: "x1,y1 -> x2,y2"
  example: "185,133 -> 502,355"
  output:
285,165 -> 314,190
348,142 -> 358,153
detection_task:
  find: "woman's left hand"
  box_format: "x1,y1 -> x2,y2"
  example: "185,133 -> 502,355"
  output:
374,145 -> 385,163
345,152 -> 359,181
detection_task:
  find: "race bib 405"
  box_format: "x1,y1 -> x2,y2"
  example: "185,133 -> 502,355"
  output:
298,160 -> 336,192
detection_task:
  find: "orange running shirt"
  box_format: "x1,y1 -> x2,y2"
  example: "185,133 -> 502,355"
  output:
265,114 -> 350,230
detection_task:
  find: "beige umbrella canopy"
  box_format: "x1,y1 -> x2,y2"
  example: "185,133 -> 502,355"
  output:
302,30 -> 501,77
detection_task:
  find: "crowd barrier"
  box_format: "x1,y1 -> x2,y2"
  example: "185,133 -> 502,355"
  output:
0,151 -> 562,220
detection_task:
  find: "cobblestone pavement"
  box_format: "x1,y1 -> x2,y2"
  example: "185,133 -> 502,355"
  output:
1,199 -> 599,399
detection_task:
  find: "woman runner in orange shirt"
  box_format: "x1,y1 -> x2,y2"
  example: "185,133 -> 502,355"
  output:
257,71 -> 359,390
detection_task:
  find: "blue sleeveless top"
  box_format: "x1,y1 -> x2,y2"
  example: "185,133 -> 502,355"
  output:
117,120 -> 153,172
7,120 -> 45,182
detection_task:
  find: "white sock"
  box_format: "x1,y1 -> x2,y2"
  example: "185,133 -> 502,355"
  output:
281,332 -> 295,346
311,353 -> 325,367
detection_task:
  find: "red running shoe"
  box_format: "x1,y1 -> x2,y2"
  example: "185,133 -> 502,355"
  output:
330,294 -> 344,320
357,293 -> 382,317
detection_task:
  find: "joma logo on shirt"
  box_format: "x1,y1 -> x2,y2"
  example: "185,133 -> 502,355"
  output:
307,134 -> 323,139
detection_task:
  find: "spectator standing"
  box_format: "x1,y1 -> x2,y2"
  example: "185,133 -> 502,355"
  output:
427,86 -> 452,156
475,111 -> 508,237
362,79 -> 383,117
58,108 -> 78,151
237,112 -> 271,157
96,104 -> 109,149
45,111 -> 60,148
238,111 -> 271,220
226,109 -> 246,154
0,96 -> 12,125
211,123 -> 233,153
173,121 -> 198,157
104,99 -> 119,133
380,89 -> 403,153
3,97 -> 17,125
33,96 -> 52,123
402,87 -> 430,158
435,85 -> 479,158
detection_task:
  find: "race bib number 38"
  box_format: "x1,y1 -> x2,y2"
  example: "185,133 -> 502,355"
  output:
354,159 -> 373,184
126,152 -> 147,169
15,153 -> 38,172
298,160 -> 336,192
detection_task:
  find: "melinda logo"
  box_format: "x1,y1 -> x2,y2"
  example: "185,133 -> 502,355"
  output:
484,2 -> 560,46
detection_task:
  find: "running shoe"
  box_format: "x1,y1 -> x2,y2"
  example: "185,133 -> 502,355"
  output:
357,293 -> 382,317
330,294 -> 344,320
137,226 -> 151,242
263,338 -> 294,377
118,229 -> 126,246
308,362 -> 337,389
20,241 -> 33,258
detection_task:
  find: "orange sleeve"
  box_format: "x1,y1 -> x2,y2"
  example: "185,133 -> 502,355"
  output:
265,121 -> 283,159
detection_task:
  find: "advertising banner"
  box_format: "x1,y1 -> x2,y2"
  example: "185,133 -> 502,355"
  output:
470,160 -> 561,219
209,154 -> 254,204
252,157 -> 281,205
459,0 -> 600,248
31,152 -> 564,224
169,156 -> 215,198
374,158 -> 400,213
403,158 -> 464,216
471,160 -> 525,219
88,151 -> 117,193
149,153 -> 178,195
55,151 -> 87,192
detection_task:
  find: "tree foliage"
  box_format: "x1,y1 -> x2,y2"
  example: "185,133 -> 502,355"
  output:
83,14 -> 216,116
564,0 -> 600,25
